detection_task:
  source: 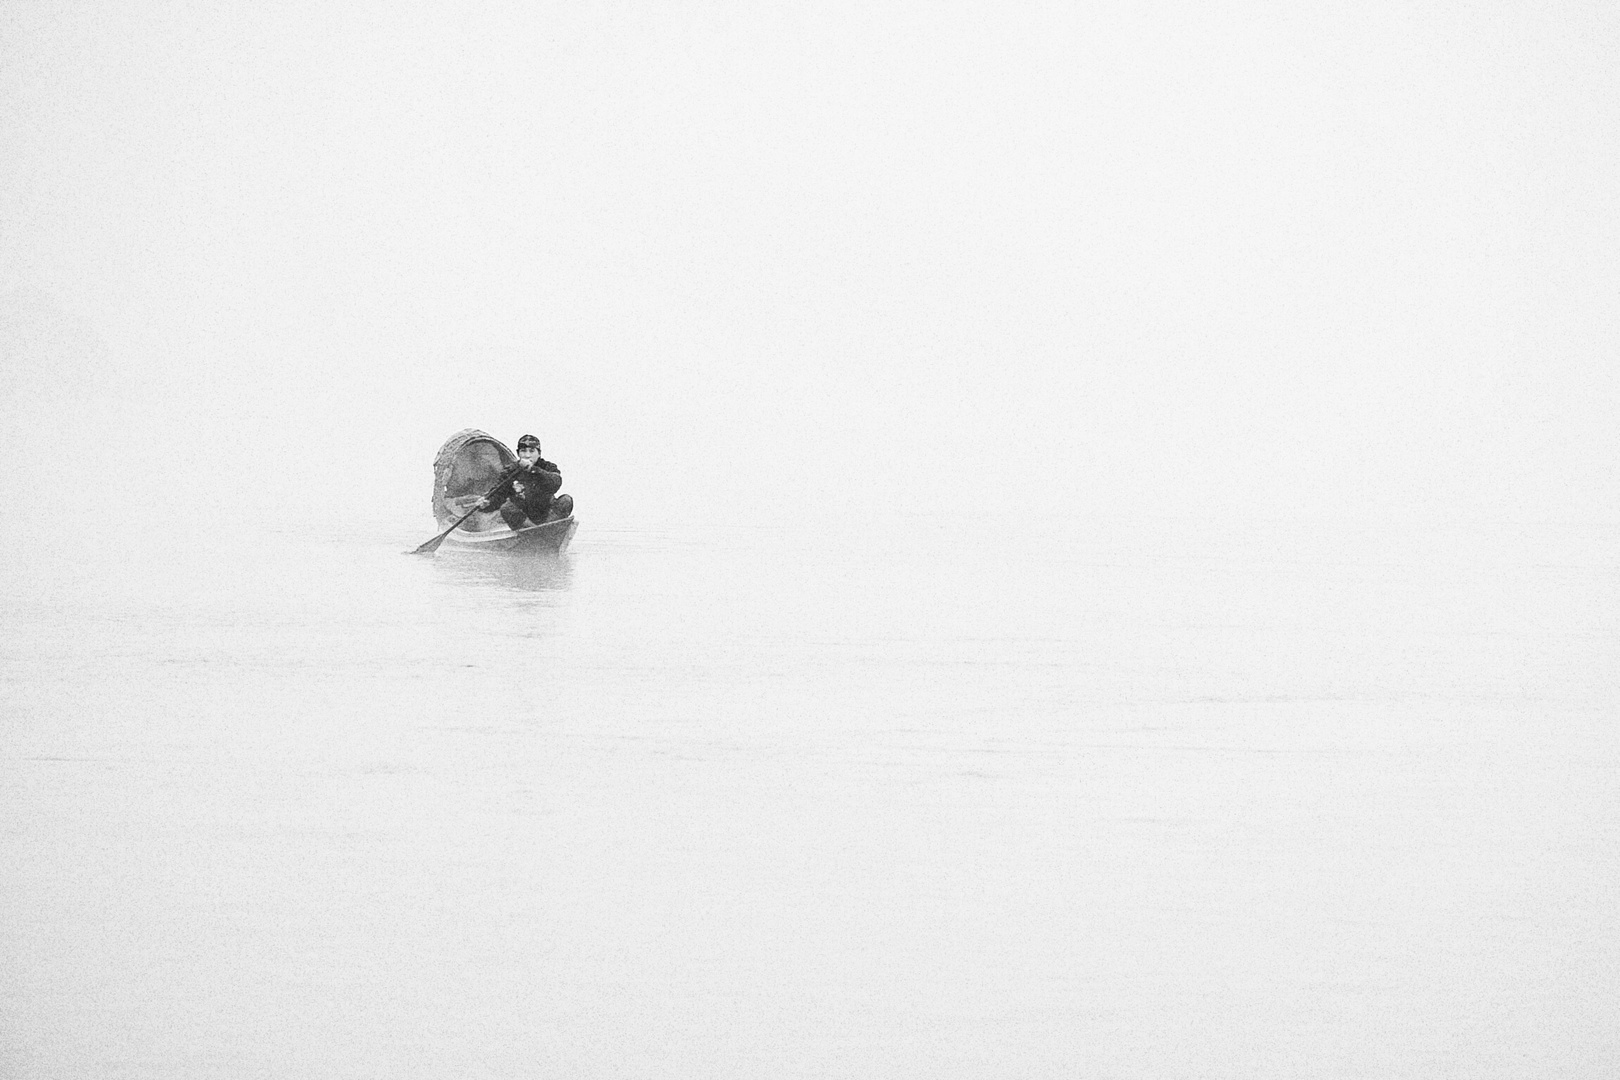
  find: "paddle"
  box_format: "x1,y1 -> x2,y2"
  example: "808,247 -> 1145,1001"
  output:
407,471 -> 514,555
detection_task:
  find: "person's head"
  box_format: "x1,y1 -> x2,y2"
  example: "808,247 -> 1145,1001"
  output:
516,434 -> 541,464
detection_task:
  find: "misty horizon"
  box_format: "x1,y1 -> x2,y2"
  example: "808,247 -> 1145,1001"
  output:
4,1 -> 1616,527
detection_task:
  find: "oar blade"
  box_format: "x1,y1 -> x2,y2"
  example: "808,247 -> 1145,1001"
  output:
408,535 -> 446,555
407,524 -> 456,555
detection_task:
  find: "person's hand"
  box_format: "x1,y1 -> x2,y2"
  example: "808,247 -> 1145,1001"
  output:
477,499 -> 495,512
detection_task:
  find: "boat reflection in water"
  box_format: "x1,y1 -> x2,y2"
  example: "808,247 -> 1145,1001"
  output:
436,547 -> 574,593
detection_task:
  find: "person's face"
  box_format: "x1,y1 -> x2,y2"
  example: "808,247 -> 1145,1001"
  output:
517,447 -> 540,465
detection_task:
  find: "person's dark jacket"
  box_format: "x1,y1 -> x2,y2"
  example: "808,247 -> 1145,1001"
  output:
478,459 -> 561,520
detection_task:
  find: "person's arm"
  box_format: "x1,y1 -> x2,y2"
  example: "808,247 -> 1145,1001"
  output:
528,467 -> 562,495
476,464 -> 520,511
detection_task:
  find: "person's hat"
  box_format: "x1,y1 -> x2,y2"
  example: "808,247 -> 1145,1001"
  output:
516,434 -> 541,450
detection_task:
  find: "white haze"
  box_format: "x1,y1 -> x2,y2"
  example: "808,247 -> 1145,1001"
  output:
3,4 -> 1620,1079
3,0 -> 1616,526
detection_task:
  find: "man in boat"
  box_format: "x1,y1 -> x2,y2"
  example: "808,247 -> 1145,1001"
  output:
477,434 -> 573,529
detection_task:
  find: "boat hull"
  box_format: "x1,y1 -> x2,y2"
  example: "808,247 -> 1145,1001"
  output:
440,515 -> 579,554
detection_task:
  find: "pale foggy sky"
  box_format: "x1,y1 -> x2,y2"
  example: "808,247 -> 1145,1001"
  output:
1,1 -> 1616,524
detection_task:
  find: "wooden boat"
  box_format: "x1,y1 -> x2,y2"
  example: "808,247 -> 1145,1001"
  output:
431,429 -> 579,554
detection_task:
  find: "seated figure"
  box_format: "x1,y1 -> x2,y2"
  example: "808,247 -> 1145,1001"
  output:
478,434 -> 572,529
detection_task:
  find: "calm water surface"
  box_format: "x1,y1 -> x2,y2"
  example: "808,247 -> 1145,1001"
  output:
3,509 -> 1617,1078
